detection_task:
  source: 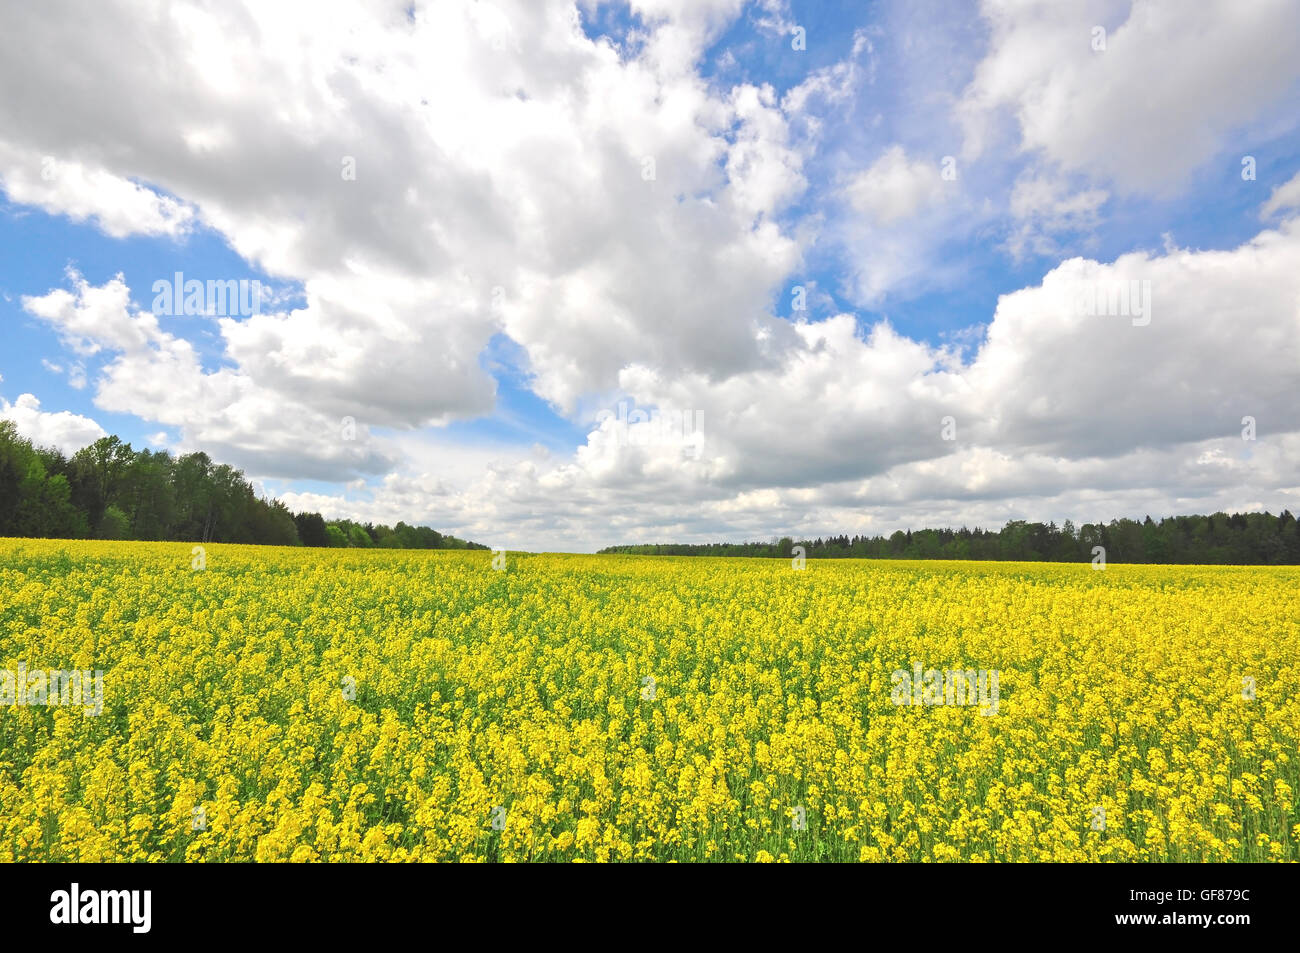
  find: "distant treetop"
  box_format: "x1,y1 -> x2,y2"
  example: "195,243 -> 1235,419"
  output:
597,513 -> 1300,564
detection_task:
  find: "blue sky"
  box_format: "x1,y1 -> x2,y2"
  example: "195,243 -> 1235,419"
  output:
2,0 -> 1299,550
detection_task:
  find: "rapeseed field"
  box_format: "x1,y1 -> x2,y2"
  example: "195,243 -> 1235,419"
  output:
1,539 -> 1296,862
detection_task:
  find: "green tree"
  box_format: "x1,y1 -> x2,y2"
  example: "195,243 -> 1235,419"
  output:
96,505 -> 131,540
14,458 -> 88,538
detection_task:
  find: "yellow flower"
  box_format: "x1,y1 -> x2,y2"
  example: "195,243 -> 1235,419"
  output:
0,541 -> 1295,862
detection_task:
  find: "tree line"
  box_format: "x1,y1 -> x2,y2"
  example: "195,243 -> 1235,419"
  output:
599,513 -> 1300,564
0,421 -> 485,550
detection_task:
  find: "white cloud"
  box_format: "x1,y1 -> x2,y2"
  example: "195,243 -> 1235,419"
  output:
781,29 -> 872,117
279,208 -> 1300,549
2,0 -> 1299,550
965,221 -> 1300,456
834,145 -> 975,305
1006,173 -> 1108,258
0,145 -> 195,239
1261,170 -> 1300,219
960,0 -> 1300,194
0,393 -> 106,454
22,273 -> 397,481
845,145 -> 945,226
0,0 -> 809,424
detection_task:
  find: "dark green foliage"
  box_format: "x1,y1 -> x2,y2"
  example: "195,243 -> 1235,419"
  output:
95,505 -> 131,540
599,512 -> 1300,564
293,511 -> 330,547
0,422 -> 481,550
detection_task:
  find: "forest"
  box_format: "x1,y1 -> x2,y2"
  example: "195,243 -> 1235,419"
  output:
0,420 -> 484,550
9,419 -> 1298,564
599,512 -> 1300,564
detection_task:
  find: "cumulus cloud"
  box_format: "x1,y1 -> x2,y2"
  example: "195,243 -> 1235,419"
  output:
3,0 -> 1299,550
0,393 -> 106,454
966,221 -> 1300,456
845,145 -> 946,227
0,0 -> 812,425
22,272 -> 397,481
280,206 -> 1300,549
611,209 -> 1300,485
0,145 -> 195,239
959,0 -> 1300,194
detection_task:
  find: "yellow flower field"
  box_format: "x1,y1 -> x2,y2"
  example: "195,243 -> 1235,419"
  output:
1,538 -> 1297,862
